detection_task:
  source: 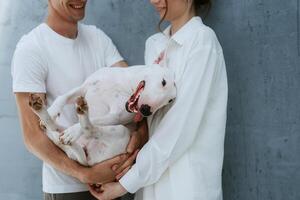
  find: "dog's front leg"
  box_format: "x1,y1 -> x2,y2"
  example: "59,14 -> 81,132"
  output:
47,86 -> 86,120
29,94 -> 61,132
59,96 -> 95,145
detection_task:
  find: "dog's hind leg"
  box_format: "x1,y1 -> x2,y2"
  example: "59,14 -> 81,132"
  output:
59,96 -> 95,145
44,129 -> 88,166
47,86 -> 87,120
29,94 -> 61,132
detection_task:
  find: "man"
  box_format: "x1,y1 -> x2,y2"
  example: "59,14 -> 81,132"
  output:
11,0 -> 148,199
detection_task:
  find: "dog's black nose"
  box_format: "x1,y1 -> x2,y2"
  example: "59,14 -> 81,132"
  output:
139,104 -> 152,117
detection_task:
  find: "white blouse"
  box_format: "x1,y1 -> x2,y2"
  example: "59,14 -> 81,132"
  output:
120,17 -> 228,200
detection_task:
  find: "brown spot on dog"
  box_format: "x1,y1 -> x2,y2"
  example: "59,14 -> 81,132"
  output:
29,93 -> 44,111
76,96 -> 88,115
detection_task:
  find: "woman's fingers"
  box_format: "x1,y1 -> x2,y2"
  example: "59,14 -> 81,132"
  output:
114,149 -> 139,175
116,165 -> 131,180
126,131 -> 140,153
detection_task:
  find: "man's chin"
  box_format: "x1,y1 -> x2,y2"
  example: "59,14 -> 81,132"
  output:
69,10 -> 85,22
69,15 -> 85,23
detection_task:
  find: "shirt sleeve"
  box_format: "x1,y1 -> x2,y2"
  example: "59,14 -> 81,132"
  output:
97,30 -> 124,67
119,45 -> 225,193
11,42 -> 47,93
144,37 -> 156,65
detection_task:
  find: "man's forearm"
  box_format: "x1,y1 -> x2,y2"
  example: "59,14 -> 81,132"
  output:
111,60 -> 128,68
25,128 -> 86,182
16,93 -> 129,184
16,93 -> 87,182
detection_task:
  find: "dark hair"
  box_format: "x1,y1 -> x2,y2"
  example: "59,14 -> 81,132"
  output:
158,0 -> 212,32
194,0 -> 212,16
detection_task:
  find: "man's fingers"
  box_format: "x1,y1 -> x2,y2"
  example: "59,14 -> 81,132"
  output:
116,166 -> 131,180
112,164 -> 118,171
114,149 -> 139,174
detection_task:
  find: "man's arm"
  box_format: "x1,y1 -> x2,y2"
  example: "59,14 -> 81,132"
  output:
15,92 -> 128,184
111,60 -> 128,68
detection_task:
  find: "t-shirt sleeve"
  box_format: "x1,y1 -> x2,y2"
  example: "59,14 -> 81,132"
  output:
11,41 -> 47,93
97,30 -> 124,67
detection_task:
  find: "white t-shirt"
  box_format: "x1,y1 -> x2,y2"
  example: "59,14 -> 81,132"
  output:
120,17 -> 227,200
11,23 -> 123,193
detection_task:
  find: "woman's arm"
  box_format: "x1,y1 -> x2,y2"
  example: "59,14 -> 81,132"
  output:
109,61 -> 150,175
118,45 -> 225,193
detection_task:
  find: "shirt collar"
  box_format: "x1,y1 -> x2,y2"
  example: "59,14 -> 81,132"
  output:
163,16 -> 203,46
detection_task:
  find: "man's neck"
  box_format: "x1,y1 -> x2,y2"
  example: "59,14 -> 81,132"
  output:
46,13 -> 78,39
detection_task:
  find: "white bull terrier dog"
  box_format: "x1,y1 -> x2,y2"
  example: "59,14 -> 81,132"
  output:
29,64 -> 176,166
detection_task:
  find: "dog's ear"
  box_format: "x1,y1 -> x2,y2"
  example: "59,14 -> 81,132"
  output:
154,51 -> 168,68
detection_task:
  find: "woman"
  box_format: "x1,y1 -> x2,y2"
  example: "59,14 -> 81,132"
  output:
89,0 -> 228,199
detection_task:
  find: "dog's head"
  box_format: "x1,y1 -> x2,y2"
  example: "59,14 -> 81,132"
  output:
126,65 -> 177,122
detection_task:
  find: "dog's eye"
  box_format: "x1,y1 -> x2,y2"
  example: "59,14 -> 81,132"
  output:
169,99 -> 173,103
162,79 -> 166,87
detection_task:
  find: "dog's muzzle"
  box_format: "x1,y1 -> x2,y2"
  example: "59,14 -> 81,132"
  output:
125,80 -> 145,113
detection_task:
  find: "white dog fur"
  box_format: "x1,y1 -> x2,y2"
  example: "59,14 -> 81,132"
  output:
29,64 -> 176,166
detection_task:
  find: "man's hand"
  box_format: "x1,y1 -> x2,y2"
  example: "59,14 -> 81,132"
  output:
88,182 -> 127,200
79,153 -> 129,184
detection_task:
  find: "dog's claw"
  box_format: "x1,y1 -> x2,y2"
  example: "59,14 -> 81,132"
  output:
59,127 -> 82,145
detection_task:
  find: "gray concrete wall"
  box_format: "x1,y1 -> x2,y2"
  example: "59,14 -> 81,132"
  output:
0,0 -> 299,200
207,1 -> 300,200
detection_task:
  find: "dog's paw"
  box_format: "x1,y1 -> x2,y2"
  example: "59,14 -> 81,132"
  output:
29,94 -> 44,111
76,96 -> 88,115
59,125 -> 82,145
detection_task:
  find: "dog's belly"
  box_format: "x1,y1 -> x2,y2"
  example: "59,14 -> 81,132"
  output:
71,82 -> 133,166
77,125 -> 130,166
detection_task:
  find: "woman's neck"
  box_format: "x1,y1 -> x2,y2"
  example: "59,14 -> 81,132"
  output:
170,12 -> 196,36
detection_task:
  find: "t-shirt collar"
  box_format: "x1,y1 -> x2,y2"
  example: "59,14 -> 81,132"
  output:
42,23 -> 81,44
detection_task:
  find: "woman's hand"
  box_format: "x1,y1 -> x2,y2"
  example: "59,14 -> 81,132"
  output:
112,119 -> 148,180
126,119 -> 149,153
88,182 -> 127,200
